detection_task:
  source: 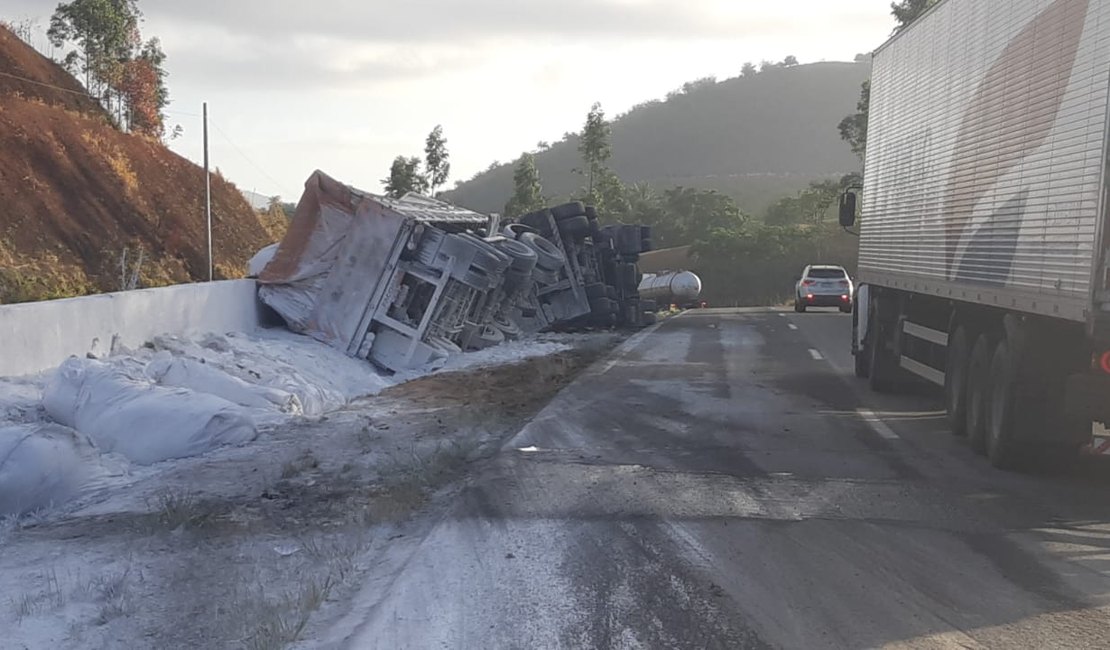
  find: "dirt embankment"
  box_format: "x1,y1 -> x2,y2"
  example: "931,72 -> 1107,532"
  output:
0,26 -> 276,303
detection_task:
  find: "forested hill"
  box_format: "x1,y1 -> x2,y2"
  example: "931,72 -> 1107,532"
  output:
445,61 -> 870,215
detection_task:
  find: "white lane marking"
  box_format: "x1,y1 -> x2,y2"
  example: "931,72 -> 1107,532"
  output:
808,348 -> 823,360
857,408 -> 901,440
788,323 -> 799,331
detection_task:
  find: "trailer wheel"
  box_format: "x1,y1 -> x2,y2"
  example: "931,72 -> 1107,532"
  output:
520,233 -> 566,271
987,339 -> 1026,470
966,333 -> 994,455
551,202 -> 586,220
852,304 -> 869,378
558,215 -> 590,239
868,315 -> 901,393
944,325 -> 970,437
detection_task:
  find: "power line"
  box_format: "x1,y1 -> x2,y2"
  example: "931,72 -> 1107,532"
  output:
1,68 -> 286,197
209,119 -> 286,197
0,69 -> 95,99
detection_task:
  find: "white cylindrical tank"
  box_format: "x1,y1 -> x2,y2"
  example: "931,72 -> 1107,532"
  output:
638,271 -> 703,303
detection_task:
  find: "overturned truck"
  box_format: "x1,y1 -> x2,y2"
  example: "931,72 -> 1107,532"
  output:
255,171 -> 655,373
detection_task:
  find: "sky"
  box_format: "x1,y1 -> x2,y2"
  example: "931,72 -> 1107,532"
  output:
3,1 -> 894,201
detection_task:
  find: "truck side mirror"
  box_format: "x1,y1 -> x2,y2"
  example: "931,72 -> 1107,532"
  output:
839,191 -> 858,228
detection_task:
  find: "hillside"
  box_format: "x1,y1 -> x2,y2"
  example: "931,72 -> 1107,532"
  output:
0,26 -> 275,303
445,62 -> 869,216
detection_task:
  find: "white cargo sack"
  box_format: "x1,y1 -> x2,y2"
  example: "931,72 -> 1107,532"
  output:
0,424 -> 102,517
42,357 -> 258,465
144,352 -> 302,415
248,243 -> 279,278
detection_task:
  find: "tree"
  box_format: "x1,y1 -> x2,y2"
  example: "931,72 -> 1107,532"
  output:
423,125 -> 450,195
891,0 -> 939,31
741,62 -> 757,77
783,55 -> 799,67
577,102 -> 612,197
594,169 -> 630,220
504,153 -> 545,217
48,0 -> 141,96
383,156 -> 428,198
838,80 -> 870,159
48,0 -> 171,135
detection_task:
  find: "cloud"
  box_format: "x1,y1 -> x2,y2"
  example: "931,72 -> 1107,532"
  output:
148,0 -> 757,44
160,33 -> 485,90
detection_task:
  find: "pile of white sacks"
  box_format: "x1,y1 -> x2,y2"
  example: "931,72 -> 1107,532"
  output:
0,331 -> 392,517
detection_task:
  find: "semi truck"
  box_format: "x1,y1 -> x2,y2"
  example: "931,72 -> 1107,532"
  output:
841,0 -> 1110,470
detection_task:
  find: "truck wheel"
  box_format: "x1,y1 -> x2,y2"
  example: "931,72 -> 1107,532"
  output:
868,316 -> 901,393
852,304 -> 869,378
551,202 -> 586,220
558,215 -> 590,239
854,347 -> 869,378
987,339 -> 1025,470
944,325 -> 970,437
520,233 -> 566,271
966,333 -> 994,455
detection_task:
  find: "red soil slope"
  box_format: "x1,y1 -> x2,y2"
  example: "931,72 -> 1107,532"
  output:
0,25 -> 273,302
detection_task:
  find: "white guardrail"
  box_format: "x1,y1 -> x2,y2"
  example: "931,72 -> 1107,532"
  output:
0,280 -> 263,377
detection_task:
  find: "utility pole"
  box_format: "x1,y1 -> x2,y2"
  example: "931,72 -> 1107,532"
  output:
203,102 -> 212,282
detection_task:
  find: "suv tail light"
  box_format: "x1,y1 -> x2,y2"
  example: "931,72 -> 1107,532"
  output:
802,279 -> 816,286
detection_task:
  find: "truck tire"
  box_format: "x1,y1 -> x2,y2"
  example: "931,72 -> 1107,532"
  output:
618,263 -> 638,289
493,237 -> 538,273
590,297 -> 617,315
854,348 -> 868,378
852,304 -> 869,378
551,202 -> 586,220
944,325 -> 970,437
965,333 -> 994,455
585,283 -> 606,300
520,232 -> 565,271
502,223 -> 538,240
520,210 -> 554,234
558,215 -> 590,239
868,315 -> 901,393
987,339 -> 1026,470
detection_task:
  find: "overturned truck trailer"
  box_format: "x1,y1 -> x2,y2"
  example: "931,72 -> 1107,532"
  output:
257,171 -> 587,372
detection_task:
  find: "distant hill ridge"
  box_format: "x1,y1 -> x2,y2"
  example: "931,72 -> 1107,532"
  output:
445,61 -> 869,216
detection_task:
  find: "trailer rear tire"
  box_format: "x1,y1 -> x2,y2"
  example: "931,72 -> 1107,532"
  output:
558,215 -> 590,239
987,339 -> 1026,470
551,202 -> 586,220
966,333 -> 993,455
945,325 -> 970,437
868,315 -> 901,393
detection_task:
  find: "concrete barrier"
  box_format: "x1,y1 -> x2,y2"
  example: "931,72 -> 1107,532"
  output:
0,280 -> 263,377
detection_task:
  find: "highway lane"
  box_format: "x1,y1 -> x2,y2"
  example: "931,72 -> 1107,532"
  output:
325,308 -> 1110,649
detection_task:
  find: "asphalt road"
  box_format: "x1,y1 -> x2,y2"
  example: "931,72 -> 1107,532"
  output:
331,308 -> 1110,649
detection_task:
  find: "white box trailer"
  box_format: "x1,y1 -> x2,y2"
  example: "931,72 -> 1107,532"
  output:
845,0 -> 1110,469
